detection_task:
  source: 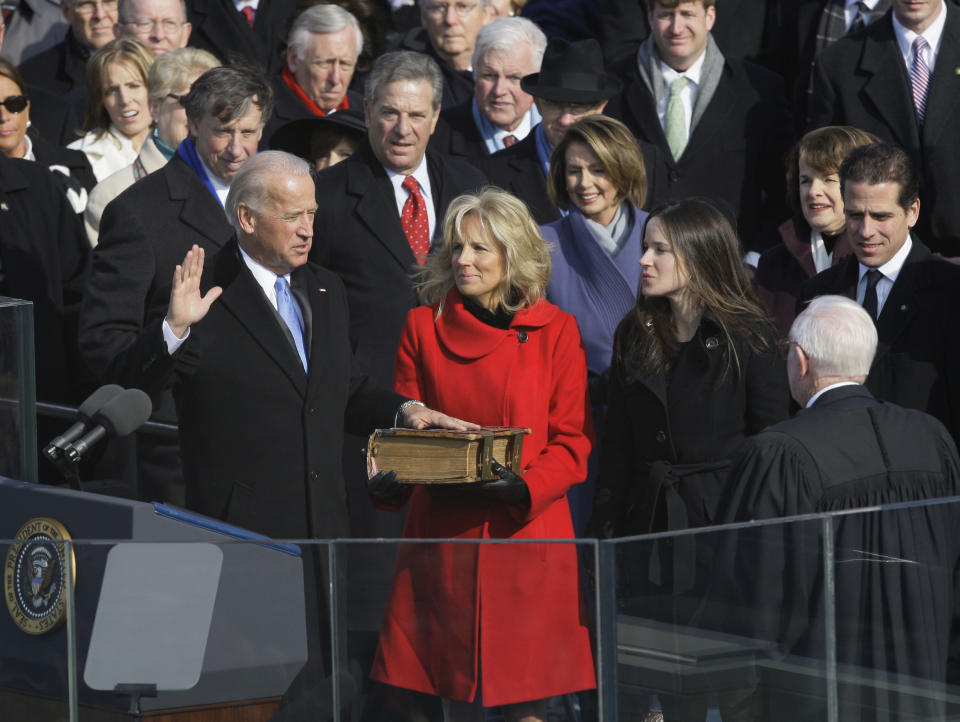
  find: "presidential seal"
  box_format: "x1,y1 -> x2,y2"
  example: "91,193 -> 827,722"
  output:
5,518 -> 75,635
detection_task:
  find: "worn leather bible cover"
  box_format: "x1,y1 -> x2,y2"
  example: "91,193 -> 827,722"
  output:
366,427 -> 531,484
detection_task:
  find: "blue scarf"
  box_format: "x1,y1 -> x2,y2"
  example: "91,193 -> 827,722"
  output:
177,137 -> 222,206
471,99 -> 542,155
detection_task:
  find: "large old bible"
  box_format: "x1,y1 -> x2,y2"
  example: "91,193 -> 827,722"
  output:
367,427 -> 530,484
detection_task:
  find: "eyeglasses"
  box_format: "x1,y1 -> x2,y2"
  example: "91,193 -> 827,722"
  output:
0,95 -> 29,114
123,17 -> 184,34
777,339 -> 801,360
166,92 -> 184,102
71,0 -> 118,15
424,2 -> 478,19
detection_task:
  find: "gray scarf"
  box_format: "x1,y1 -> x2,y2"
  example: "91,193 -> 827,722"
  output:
635,33 -> 725,135
584,201 -> 633,257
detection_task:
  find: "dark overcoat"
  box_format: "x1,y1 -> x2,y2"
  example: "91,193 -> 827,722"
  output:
808,5 -> 960,254
798,239 -> 960,441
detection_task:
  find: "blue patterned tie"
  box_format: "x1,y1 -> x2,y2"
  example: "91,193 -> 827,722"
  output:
275,276 -> 308,372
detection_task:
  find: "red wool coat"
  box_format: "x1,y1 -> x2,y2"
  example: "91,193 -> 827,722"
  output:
371,290 -> 597,706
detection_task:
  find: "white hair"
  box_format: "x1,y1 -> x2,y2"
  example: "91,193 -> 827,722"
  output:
790,295 -> 878,379
471,16 -> 546,76
287,5 -> 363,61
225,151 -> 312,233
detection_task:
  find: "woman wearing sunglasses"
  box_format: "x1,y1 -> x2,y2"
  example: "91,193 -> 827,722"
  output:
0,57 -> 97,211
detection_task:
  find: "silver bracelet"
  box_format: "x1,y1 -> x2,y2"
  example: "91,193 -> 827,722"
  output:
395,399 -> 426,427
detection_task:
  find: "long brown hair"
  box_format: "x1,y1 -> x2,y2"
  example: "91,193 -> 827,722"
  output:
613,198 -> 775,380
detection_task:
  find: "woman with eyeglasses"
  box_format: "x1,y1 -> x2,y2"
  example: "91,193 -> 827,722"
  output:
84,47 -> 219,245
68,37 -> 155,182
0,57 -> 97,212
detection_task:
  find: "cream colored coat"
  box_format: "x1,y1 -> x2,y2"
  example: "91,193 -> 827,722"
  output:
83,136 -> 168,246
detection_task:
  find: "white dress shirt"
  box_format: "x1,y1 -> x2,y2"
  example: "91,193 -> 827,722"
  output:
657,50 -> 707,142
892,0 -> 947,74
855,235 -> 913,318
844,0 -> 882,30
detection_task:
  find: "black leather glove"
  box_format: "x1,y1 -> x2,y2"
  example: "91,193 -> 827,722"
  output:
367,470 -> 406,505
468,460 -> 531,508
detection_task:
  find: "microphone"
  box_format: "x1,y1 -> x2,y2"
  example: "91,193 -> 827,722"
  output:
63,389 -> 153,464
43,384 -> 125,461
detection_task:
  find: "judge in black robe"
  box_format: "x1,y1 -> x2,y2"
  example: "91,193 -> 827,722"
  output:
700,295 -> 960,722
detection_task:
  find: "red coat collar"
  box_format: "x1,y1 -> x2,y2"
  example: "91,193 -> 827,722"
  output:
435,289 -> 560,360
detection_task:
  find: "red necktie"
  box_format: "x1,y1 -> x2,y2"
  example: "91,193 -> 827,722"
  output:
503,134 -> 517,147
401,176 -> 429,265
241,5 -> 255,27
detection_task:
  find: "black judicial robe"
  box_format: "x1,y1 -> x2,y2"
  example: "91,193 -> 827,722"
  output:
704,385 -> 960,721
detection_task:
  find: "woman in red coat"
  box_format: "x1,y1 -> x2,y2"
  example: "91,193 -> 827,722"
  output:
369,187 -> 596,721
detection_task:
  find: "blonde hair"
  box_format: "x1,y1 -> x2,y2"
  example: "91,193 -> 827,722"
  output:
417,187 -> 551,314
82,37 -> 155,137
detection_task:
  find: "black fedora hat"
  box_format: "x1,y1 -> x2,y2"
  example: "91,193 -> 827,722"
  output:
521,38 -> 622,104
269,107 -> 366,158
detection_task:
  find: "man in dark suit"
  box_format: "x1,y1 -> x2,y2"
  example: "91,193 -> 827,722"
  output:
429,15 -> 545,165
605,0 -> 793,254
17,0 -> 117,116
799,143 -> 960,441
809,0 -> 960,255
477,37 -> 626,225
710,294 -> 960,721
261,4 -> 364,148
115,0 -> 191,55
136,151 -> 471,720
79,65 -> 272,503
311,49 -> 486,391
135,150 -> 470,539
184,0 -> 292,73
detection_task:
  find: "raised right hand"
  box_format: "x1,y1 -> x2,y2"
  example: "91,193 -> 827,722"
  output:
166,245 -> 223,338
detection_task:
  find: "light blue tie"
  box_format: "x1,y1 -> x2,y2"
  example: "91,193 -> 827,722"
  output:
275,276 -> 308,372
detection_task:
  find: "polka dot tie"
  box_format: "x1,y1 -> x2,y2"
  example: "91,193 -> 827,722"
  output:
401,176 -> 430,265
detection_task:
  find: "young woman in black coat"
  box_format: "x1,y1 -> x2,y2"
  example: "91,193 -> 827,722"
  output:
591,198 -> 790,539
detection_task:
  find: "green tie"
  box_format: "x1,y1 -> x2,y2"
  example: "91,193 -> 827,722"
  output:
665,76 -> 689,161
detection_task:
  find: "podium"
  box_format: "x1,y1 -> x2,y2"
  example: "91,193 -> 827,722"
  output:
0,477 -> 308,720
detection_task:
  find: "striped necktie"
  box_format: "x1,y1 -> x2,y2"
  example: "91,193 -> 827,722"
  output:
910,36 -> 931,125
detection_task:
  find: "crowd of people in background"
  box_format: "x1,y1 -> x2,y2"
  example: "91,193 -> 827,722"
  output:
3,0 -> 960,720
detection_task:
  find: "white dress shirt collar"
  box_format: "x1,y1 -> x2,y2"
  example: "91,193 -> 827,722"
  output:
806,382 -> 862,409
856,234 -> 912,317
200,157 -> 231,206
892,1 -> 947,72
239,243 -> 290,312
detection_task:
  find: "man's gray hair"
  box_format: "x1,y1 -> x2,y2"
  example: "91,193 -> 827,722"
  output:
181,66 -> 274,128
364,50 -> 443,111
118,0 -> 188,24
225,151 -> 312,233
472,17 -> 546,77
287,5 -> 363,61
790,295 -> 878,379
